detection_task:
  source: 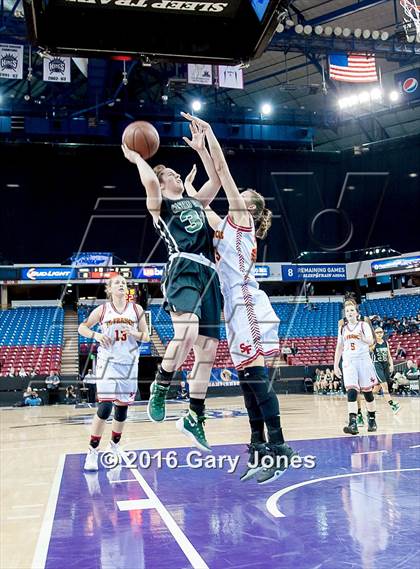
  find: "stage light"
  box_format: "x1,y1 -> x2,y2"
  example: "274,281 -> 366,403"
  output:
276,23 -> 284,33
354,28 -> 362,38
376,249 -> 380,254
358,91 -> 371,103
389,90 -> 400,102
362,29 -> 371,39
342,28 -> 352,37
370,88 -> 382,101
314,25 -> 323,35
303,25 -> 312,35
333,27 -> 342,36
380,31 -> 389,40
261,103 -> 273,115
409,172 -> 418,178
371,30 -> 380,39
324,26 -> 333,36
338,98 -> 349,109
295,24 -> 304,34
348,95 -> 359,107
191,99 -> 202,112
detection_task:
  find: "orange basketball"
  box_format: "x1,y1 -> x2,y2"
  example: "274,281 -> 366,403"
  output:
122,121 -> 160,160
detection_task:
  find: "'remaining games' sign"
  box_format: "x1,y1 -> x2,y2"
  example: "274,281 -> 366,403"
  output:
282,264 -> 347,281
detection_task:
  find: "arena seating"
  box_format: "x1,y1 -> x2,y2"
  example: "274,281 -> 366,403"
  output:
78,305 -> 100,354
150,296 -> 420,368
0,307 -> 64,375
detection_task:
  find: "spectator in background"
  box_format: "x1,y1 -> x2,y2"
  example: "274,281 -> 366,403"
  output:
281,345 -> 292,363
8,366 -> 15,377
291,342 -> 298,356
177,380 -> 190,401
19,367 -> 27,378
395,343 -> 407,360
65,385 -> 77,404
45,372 -> 61,404
406,360 -> 419,381
24,388 -> 42,407
83,369 -> 97,404
392,371 -> 410,394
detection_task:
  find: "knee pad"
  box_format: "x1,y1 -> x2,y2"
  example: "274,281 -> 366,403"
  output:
97,401 -> 113,420
347,388 -> 358,403
363,390 -> 374,403
114,404 -> 128,422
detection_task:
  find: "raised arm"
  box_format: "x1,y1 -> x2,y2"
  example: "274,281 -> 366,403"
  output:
121,144 -> 162,220
181,112 -> 249,226
182,120 -> 221,208
184,164 -> 222,231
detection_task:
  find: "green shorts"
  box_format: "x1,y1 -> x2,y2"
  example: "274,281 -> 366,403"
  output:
162,257 -> 221,340
374,362 -> 391,384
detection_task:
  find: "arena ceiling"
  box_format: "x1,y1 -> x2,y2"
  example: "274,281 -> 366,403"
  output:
1,0 -> 420,150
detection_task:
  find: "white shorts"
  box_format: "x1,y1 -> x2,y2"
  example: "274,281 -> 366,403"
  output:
223,284 -> 280,369
96,358 -> 138,404
342,356 -> 378,391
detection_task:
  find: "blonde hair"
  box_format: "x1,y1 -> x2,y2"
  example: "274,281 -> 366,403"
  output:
105,275 -> 126,299
153,164 -> 166,182
246,189 -> 273,239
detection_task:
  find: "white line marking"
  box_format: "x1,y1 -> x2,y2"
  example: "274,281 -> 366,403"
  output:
409,445 -> 420,449
117,499 -> 155,511
352,450 -> 387,455
266,468 -> 420,519
31,454 -> 65,569
130,468 -> 209,569
7,514 -> 42,520
108,478 -> 137,484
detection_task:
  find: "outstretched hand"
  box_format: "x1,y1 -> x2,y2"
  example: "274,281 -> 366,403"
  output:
184,164 -> 197,194
181,112 -> 211,132
121,143 -> 141,164
183,121 -> 205,152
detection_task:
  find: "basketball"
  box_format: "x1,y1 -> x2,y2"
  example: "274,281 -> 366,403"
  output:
122,121 -> 160,160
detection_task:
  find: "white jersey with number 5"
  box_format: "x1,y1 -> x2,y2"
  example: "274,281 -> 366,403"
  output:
97,302 -> 141,365
339,320 -> 370,361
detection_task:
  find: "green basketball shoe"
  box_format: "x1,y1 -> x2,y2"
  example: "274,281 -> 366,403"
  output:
176,410 -> 212,452
147,381 -> 169,423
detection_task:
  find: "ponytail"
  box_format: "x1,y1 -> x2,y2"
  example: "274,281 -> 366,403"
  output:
255,207 -> 273,239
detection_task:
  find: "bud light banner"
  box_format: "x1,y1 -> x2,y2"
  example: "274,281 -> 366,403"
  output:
395,68 -> 420,102
22,267 -> 77,281
71,253 -> 113,267
282,264 -> 347,281
371,256 -> 420,274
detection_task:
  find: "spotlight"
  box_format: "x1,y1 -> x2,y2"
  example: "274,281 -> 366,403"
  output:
354,28 -> 362,38
380,31 -> 389,40
376,249 -> 380,254
389,91 -> 399,102
276,23 -> 285,33
371,30 -> 380,40
370,88 -> 382,101
285,19 -> 294,28
303,25 -> 312,35
358,91 -> 371,104
362,29 -> 371,39
342,28 -> 352,37
348,95 -> 359,107
295,24 -> 304,34
334,26 -> 343,36
409,172 -> 418,178
191,99 -> 202,112
314,25 -> 323,35
261,102 -> 273,115
324,26 -> 333,36
338,98 -> 349,109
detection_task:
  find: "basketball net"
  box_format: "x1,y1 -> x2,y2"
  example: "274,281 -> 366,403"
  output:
400,0 -> 420,40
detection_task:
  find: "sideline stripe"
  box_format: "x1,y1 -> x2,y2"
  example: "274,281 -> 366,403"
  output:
31,454 -> 66,569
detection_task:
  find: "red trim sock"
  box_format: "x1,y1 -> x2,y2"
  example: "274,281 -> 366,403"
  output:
112,431 -> 122,444
90,435 -> 101,449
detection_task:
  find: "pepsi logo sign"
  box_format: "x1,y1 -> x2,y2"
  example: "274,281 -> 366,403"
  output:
402,77 -> 418,94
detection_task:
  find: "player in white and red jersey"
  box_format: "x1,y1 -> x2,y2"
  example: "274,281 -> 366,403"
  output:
334,298 -> 378,435
78,275 -> 150,470
182,113 -> 296,485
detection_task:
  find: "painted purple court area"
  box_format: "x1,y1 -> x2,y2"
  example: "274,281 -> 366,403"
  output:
41,433 -> 420,569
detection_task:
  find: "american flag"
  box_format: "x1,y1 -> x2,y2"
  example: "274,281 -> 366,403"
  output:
329,53 -> 378,83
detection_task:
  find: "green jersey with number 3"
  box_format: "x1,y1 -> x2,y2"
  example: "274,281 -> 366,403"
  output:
155,196 -> 215,261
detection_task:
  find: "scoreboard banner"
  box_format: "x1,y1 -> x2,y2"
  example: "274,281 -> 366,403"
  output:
21,267 -> 77,281
282,264 -> 347,281
132,266 -> 164,280
371,256 -> 420,274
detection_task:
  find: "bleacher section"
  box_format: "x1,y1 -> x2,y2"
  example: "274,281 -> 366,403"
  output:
0,307 -> 64,375
150,296 -> 420,368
